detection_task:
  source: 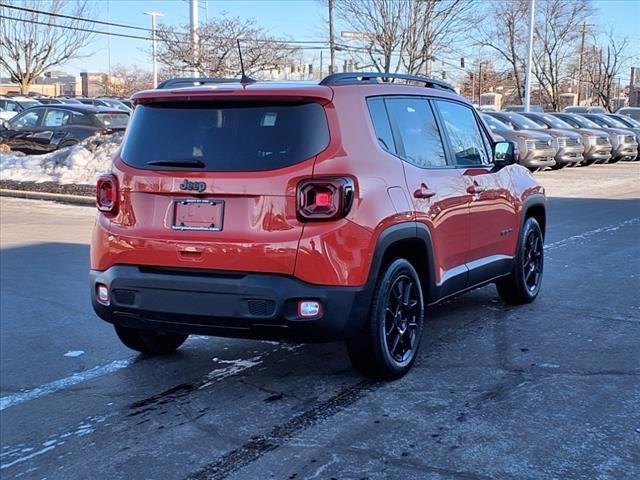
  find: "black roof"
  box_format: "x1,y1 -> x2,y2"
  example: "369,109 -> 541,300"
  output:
21,104 -> 127,115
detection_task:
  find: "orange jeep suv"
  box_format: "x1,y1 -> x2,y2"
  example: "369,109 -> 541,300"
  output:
90,73 -> 546,379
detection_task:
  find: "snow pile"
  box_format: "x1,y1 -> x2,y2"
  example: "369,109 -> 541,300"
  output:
0,133 -> 123,185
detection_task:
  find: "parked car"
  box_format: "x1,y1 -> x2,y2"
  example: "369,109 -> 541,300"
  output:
502,105 -> 544,113
36,97 -> 65,105
551,112 -> 634,163
616,107 -> 640,122
563,106 -> 607,114
57,98 -> 83,104
76,97 -> 112,108
90,73 -> 547,379
520,112 -> 611,165
580,114 -> 639,161
487,111 -> 583,169
0,104 -> 129,154
0,96 -> 41,120
482,113 -> 556,171
97,98 -> 133,112
608,113 -> 640,129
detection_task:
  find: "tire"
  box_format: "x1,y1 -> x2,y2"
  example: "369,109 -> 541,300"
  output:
114,325 -> 188,354
581,158 -> 597,166
346,258 -> 425,379
496,217 -> 544,305
550,162 -> 567,170
608,156 -> 622,163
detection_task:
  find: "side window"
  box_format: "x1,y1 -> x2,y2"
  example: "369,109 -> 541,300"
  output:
386,97 -> 448,168
5,100 -> 19,112
367,97 -> 395,153
435,101 -> 490,166
43,109 -> 71,127
11,110 -> 41,129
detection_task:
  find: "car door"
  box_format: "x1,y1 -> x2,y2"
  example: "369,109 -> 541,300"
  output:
6,109 -> 44,154
376,96 -> 471,297
33,108 -> 73,153
433,99 -> 519,285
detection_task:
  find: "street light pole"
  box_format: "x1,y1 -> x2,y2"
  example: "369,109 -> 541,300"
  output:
145,11 -> 164,88
328,0 -> 335,74
190,0 -> 199,77
523,0 -> 535,112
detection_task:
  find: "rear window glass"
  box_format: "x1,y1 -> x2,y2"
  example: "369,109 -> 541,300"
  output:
120,102 -> 329,171
95,113 -> 129,127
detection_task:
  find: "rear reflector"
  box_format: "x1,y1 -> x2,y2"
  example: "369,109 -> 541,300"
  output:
96,284 -> 110,305
298,300 -> 322,318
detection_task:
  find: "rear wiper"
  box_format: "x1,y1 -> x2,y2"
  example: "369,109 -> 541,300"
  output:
146,159 -> 206,168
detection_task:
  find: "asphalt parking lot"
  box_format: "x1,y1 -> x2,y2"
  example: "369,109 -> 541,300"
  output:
1,162 -> 639,480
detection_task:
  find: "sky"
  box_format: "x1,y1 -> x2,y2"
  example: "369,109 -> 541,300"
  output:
36,0 -> 640,80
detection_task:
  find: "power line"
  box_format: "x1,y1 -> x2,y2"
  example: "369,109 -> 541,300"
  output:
0,2 -> 153,32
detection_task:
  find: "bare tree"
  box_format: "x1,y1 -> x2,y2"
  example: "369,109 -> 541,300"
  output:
155,15 -> 298,78
0,0 -> 95,94
583,31 -> 632,111
335,0 -> 476,75
532,0 -> 592,110
95,64 -> 156,97
476,0 -> 528,103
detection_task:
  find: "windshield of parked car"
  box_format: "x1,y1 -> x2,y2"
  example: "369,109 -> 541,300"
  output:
614,115 -> 640,127
483,114 -> 512,131
596,115 -> 627,128
120,102 -> 330,171
564,114 -> 599,128
18,100 -> 40,109
95,113 -> 129,128
539,114 -> 573,129
504,113 -> 543,130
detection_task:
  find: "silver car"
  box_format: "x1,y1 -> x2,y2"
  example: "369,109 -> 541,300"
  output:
581,114 -> 639,161
487,112 -> 584,169
482,114 -> 556,171
522,112 -> 611,165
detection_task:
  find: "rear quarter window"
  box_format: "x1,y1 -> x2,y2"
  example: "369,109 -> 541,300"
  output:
120,102 -> 330,171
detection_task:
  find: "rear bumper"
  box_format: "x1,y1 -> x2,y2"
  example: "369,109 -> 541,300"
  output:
90,266 -> 371,342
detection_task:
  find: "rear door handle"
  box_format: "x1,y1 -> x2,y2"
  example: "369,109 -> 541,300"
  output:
413,184 -> 436,199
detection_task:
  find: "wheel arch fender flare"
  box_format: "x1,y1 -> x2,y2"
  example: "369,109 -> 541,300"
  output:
521,194 -> 546,238
366,221 -> 436,301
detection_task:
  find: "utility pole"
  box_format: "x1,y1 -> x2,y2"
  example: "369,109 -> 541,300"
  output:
145,11 -> 164,88
328,0 -> 335,74
320,50 -> 323,78
190,0 -> 199,78
478,61 -> 483,104
577,22 -> 587,105
523,0 -> 535,112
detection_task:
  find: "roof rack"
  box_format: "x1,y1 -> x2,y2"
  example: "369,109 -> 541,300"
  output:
319,72 -> 456,92
156,77 -> 243,89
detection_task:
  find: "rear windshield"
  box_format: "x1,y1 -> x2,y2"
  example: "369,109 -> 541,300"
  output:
120,102 -> 330,171
95,113 -> 129,128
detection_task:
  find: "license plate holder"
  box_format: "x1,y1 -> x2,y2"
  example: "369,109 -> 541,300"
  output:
172,199 -> 224,232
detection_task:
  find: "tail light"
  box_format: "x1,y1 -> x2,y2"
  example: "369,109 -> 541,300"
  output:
96,173 -> 118,215
297,177 -> 354,221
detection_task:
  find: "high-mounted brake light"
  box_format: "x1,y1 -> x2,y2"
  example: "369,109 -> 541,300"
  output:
96,173 -> 119,215
297,177 -> 354,221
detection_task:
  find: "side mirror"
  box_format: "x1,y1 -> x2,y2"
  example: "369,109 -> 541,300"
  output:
0,120 -> 10,130
493,141 -> 518,170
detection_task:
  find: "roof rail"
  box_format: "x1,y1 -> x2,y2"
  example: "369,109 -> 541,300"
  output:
319,72 -> 456,92
156,77 -> 243,89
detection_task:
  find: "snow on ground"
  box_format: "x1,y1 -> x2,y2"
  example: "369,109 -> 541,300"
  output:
0,134 -> 122,185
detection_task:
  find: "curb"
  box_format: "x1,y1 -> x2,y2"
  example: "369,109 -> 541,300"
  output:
0,189 -> 94,206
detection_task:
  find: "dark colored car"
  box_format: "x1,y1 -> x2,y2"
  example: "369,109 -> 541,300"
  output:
89,73 -> 547,379
520,112 -> 611,165
581,114 -> 639,161
563,106 -> 607,114
616,107 -> 640,122
487,112 -> 584,169
0,104 -> 129,154
36,98 -> 65,105
482,113 -> 556,171
502,105 -> 544,113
